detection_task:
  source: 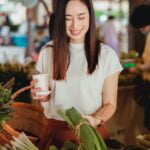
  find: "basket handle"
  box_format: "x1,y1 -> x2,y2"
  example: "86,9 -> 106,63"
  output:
11,85 -> 31,100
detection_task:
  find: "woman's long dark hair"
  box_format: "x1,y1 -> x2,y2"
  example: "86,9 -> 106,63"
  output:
51,0 -> 101,80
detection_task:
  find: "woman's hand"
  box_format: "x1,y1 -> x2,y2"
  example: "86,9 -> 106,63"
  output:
137,63 -> 149,71
82,115 -> 103,127
30,79 -> 50,102
129,63 -> 148,73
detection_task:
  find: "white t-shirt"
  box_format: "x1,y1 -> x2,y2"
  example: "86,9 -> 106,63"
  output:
36,42 -> 123,120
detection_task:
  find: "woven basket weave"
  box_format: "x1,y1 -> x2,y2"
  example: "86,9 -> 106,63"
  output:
0,102 -> 49,147
0,124 -> 18,146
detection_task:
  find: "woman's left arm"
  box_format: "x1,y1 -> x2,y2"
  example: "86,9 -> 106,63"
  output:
83,71 -> 120,127
95,71 -> 120,121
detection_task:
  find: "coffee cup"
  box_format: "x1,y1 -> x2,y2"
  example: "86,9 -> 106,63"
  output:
32,74 -> 51,96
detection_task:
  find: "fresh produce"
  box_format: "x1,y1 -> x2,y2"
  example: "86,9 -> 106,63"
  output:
57,107 -> 107,150
49,145 -> 58,150
0,78 -> 14,129
120,50 -> 139,60
49,141 -> 78,150
0,132 -> 38,150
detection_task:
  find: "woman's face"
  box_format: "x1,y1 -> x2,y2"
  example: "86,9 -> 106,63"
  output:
66,0 -> 90,43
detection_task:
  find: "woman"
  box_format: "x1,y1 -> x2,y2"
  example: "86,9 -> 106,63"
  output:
31,0 -> 123,148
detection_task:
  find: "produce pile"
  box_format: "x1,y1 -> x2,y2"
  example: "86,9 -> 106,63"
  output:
120,50 -> 139,60
119,50 -> 143,86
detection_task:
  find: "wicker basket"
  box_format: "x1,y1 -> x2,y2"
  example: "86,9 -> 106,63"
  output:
0,123 -> 19,146
0,102 -> 49,147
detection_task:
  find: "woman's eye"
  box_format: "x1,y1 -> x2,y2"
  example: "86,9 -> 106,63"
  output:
79,17 -> 85,20
66,18 -> 72,21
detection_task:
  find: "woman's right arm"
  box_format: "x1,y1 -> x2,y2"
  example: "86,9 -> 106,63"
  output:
30,45 -> 53,102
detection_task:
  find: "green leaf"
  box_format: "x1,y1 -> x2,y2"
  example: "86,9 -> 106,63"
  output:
61,141 -> 78,150
57,109 -> 74,129
49,145 -> 58,150
58,107 -> 107,150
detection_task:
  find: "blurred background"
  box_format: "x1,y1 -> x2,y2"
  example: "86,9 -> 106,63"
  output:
0,0 -> 147,61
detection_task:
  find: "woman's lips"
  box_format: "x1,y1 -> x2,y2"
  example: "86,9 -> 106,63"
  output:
71,29 -> 82,36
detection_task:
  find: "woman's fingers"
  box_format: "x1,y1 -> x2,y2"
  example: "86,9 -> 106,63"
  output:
31,88 -> 41,97
30,79 -> 50,102
30,79 -> 38,87
82,115 -> 101,127
38,95 -> 50,102
31,88 -> 41,93
32,94 -> 50,102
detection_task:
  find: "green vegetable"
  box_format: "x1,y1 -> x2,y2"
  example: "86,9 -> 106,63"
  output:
58,107 -> 107,150
0,79 -> 14,129
61,141 -> 78,150
0,84 -> 12,104
49,145 -> 58,150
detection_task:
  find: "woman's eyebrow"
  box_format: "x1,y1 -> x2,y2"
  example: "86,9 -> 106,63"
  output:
66,12 -> 86,17
78,13 -> 86,16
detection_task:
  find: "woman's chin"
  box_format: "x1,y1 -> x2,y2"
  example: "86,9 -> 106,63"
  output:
70,36 -> 84,43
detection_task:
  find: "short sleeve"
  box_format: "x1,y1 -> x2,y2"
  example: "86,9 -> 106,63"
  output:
35,41 -> 53,74
101,44 -> 123,77
36,50 -> 44,73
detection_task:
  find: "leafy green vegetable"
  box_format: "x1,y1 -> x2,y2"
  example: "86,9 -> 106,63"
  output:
49,145 -> 58,150
0,80 -> 14,129
0,84 -> 12,104
58,107 -> 107,150
61,141 -> 78,150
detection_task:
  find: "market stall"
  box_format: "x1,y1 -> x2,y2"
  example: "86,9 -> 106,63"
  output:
0,0 -> 149,149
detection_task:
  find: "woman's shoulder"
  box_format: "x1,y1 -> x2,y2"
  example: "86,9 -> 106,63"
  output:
42,41 -> 53,49
100,43 -> 115,54
100,43 -> 116,58
37,41 -> 53,61
40,41 -> 53,54
99,43 -> 123,76
36,41 -> 53,73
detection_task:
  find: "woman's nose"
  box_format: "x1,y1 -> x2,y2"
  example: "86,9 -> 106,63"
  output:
72,18 -> 78,29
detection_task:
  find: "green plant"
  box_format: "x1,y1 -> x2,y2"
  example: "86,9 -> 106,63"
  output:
0,85 -> 12,103
0,78 -> 14,129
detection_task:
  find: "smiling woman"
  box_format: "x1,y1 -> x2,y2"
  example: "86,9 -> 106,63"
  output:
30,0 -> 123,149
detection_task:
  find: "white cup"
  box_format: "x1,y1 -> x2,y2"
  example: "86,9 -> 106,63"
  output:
32,74 -> 50,95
